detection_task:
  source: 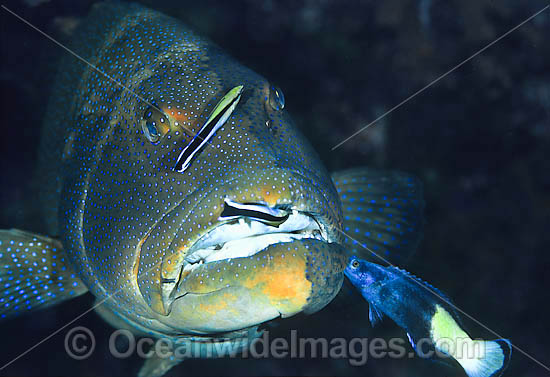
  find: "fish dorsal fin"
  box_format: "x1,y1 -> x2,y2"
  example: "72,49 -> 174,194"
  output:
368,303 -> 385,327
388,265 -> 452,303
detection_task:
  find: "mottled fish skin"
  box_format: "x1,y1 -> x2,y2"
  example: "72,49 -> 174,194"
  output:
34,2 -> 344,340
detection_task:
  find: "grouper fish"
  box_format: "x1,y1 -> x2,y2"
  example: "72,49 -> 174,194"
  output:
0,3 -> 425,376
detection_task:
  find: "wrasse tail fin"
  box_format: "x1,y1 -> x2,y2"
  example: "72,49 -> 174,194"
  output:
332,168 -> 424,264
0,229 -> 87,319
457,338 -> 512,377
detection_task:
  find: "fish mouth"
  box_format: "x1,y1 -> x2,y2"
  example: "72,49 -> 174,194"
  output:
136,188 -> 346,335
154,198 -> 345,334
135,167 -> 344,328
180,198 -> 327,273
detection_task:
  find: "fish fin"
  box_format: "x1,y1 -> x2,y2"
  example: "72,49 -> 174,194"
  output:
368,303 -> 385,327
0,229 -> 87,319
332,168 -> 424,264
387,265 -> 453,304
406,332 -> 418,351
138,350 -> 183,377
388,266 -> 466,329
456,339 -> 512,377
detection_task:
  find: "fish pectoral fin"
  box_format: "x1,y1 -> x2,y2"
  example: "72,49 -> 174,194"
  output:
406,332 -> 417,351
332,168 -> 424,264
0,229 -> 87,320
368,303 -> 385,327
138,348 -> 183,377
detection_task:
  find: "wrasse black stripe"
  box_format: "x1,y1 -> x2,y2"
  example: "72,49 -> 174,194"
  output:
174,107 -> 224,171
220,204 -> 290,223
174,85 -> 243,172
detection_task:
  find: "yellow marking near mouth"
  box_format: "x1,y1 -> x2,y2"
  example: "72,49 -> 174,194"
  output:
161,245 -> 188,276
243,254 -> 311,315
177,246 -> 313,318
197,292 -> 234,315
256,184 -> 284,206
198,298 -> 228,315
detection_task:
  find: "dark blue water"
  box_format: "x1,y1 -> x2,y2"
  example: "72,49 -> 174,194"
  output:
1,1 -> 549,376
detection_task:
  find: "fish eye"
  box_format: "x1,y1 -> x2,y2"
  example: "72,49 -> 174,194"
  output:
351,259 -> 360,269
141,106 -> 169,144
268,85 -> 285,111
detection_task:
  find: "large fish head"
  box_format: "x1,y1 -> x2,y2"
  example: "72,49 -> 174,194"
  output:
81,29 -> 347,336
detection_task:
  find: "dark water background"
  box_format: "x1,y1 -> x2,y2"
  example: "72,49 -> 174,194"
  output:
1,0 -> 549,376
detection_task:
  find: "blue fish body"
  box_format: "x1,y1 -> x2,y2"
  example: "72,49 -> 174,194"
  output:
345,257 -> 512,377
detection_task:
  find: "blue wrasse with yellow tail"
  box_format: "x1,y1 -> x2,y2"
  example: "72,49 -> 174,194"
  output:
345,257 -> 512,377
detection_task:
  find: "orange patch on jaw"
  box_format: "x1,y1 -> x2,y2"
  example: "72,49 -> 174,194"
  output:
160,242 -> 192,281
162,107 -> 191,125
162,255 -> 179,275
243,255 -> 311,315
197,293 -> 232,315
256,184 -> 284,206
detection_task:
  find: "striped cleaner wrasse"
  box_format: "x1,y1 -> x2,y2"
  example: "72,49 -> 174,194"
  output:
345,257 -> 512,377
0,3 -> 425,376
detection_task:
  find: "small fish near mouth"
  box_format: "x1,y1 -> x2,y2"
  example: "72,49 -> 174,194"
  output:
219,198 -> 291,227
188,201 -> 321,260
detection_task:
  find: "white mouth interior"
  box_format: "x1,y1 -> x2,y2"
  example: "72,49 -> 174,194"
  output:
182,210 -> 324,273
